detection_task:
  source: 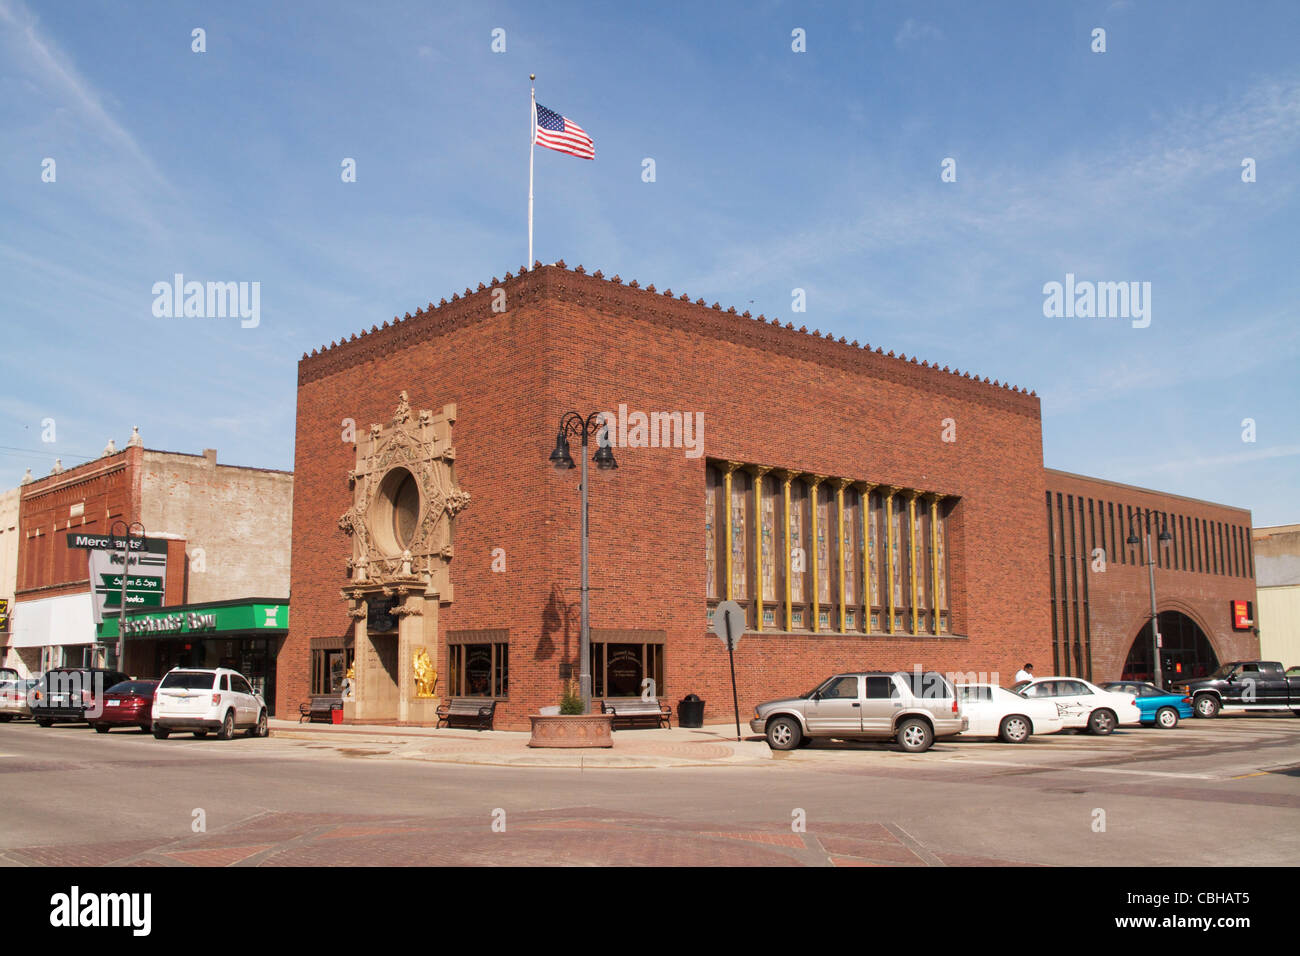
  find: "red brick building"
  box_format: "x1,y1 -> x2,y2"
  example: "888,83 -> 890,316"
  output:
10,441 -> 185,674
287,264 -> 1259,729
289,264 -> 1054,729
7,439 -> 292,708
1043,469 -> 1258,684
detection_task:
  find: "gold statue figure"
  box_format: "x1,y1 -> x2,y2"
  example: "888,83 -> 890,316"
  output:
413,647 -> 438,698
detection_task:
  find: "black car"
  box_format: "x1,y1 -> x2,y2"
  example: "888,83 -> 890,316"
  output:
31,668 -> 129,726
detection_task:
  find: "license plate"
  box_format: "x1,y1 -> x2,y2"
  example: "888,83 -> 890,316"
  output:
107,700 -> 120,707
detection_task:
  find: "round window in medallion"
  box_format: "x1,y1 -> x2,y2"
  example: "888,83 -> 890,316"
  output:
370,467 -> 422,556
393,471 -> 420,549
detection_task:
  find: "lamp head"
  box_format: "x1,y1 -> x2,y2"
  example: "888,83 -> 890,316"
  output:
593,442 -> 618,470
548,431 -> 575,470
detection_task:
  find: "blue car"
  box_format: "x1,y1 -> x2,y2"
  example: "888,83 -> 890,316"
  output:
1102,681 -> 1193,729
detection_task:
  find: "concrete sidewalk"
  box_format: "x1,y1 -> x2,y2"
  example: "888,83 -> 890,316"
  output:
268,718 -> 773,769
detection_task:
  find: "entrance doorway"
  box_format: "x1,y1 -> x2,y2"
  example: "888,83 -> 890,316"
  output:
1122,611 -> 1219,682
359,632 -> 399,718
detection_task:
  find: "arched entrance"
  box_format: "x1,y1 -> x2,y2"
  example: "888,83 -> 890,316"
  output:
1122,611 -> 1219,682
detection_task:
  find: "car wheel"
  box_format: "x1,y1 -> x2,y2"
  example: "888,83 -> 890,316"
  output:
896,718 -> 933,753
247,710 -> 268,738
153,727 -> 170,739
999,715 -> 1031,743
1088,709 -> 1116,735
765,716 -> 802,751
1155,706 -> 1179,729
36,718 -> 52,728
0,714 -> 12,722
1194,694 -> 1220,719
216,710 -> 235,741
94,723 -> 110,734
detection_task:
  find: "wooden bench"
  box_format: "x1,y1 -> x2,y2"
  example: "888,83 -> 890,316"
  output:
601,698 -> 672,729
436,697 -> 496,730
300,697 -> 343,723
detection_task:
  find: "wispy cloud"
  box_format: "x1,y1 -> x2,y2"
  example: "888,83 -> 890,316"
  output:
894,19 -> 943,48
1118,443 -> 1300,479
0,0 -> 171,191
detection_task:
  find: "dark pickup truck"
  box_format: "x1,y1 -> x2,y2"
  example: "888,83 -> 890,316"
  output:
1173,661 -> 1300,718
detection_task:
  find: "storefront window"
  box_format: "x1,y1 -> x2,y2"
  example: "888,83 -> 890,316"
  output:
449,643 -> 508,697
592,643 -> 664,699
311,647 -> 354,696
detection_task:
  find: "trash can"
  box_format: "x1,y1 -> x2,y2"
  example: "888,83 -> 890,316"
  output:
678,694 -> 704,728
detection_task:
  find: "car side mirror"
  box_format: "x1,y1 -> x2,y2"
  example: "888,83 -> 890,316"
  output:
811,692 -> 821,701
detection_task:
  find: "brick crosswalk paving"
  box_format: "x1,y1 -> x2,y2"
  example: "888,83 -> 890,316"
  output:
3,808 -> 1034,867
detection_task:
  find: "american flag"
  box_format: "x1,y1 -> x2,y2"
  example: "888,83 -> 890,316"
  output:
534,102 -> 594,160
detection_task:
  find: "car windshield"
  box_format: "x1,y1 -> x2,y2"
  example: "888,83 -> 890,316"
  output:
159,672 -> 215,690
1009,681 -> 1031,694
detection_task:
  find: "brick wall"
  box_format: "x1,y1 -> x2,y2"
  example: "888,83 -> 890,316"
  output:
17,447 -> 143,603
289,265 -> 1053,727
140,450 -> 292,602
1044,469 -> 1258,680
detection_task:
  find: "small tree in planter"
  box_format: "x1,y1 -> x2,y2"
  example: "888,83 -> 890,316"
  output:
529,679 -> 612,748
559,680 -> 585,715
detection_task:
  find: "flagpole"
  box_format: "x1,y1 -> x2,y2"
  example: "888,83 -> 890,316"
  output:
528,74 -> 536,268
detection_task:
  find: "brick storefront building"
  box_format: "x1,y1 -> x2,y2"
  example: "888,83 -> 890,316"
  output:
287,263 -> 1259,729
1044,470 -> 1257,684
290,263 -> 1053,729
9,438 -> 292,705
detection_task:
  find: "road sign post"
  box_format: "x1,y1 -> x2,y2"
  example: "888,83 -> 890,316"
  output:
711,600 -> 745,742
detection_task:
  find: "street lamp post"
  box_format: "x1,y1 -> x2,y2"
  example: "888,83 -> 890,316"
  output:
110,520 -> 147,670
548,411 -> 617,714
1126,509 -> 1172,689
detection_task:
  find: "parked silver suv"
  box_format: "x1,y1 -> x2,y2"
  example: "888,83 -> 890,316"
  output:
750,671 -> 967,753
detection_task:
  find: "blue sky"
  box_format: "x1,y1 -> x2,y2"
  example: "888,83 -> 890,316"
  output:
2,0 -> 1297,525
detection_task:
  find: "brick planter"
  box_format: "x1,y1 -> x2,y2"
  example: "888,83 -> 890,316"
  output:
528,714 -> 614,748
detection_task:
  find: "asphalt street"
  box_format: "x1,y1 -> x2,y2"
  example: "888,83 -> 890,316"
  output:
0,715 -> 1296,867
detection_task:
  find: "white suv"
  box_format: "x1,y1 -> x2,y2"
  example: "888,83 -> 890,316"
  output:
152,667 -> 268,740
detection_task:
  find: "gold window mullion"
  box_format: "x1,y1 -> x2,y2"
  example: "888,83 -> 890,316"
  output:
779,471 -> 795,631
750,465 -> 772,631
907,490 -> 920,636
721,461 -> 740,602
809,475 -> 825,633
884,486 -> 899,634
857,482 -> 876,632
834,478 -> 848,633
930,493 -> 944,635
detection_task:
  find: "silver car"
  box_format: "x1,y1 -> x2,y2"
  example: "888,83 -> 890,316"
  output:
750,671 -> 967,753
0,678 -> 37,721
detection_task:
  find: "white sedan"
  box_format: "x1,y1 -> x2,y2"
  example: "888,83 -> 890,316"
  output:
1010,676 -> 1142,735
956,683 -> 1066,742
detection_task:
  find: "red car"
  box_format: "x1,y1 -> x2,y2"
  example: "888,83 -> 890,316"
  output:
93,680 -> 159,734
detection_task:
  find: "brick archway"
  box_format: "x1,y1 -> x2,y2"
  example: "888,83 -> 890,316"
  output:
1121,604 -> 1220,683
